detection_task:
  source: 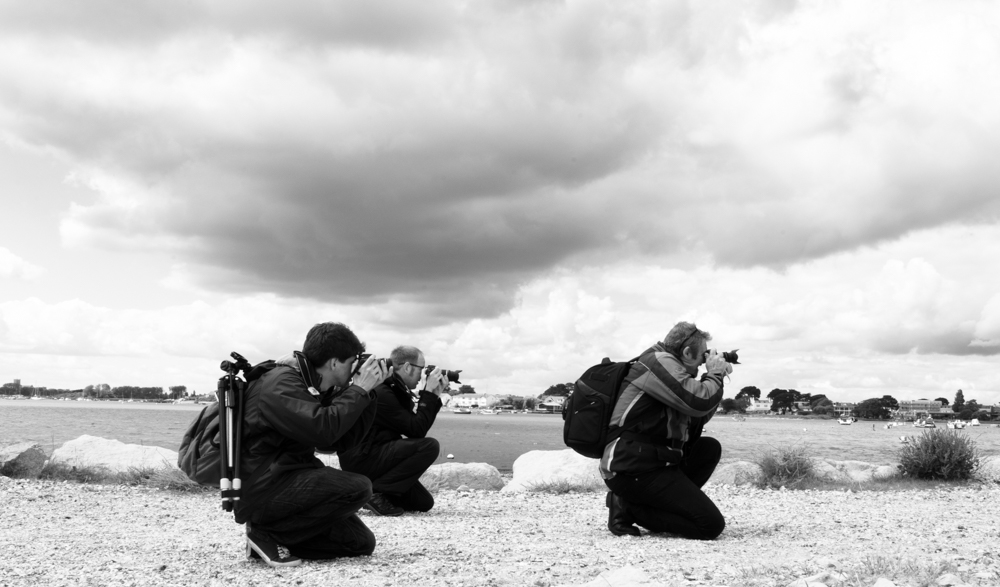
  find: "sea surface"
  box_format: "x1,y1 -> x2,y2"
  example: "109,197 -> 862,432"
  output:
2,399 -> 999,472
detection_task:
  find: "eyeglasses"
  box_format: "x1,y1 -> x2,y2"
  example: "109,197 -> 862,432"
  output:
404,362 -> 426,371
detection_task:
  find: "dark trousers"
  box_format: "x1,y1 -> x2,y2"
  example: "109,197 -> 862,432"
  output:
339,437 -> 439,512
247,467 -> 376,559
604,437 -> 725,540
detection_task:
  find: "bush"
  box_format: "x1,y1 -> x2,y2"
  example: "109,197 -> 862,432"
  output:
898,429 -> 980,480
754,445 -> 815,489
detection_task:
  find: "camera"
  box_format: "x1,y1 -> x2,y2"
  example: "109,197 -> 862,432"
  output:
355,353 -> 463,383
704,349 -> 740,364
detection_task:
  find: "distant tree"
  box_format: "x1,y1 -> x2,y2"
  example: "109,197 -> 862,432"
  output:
734,398 -> 749,413
736,386 -> 761,400
852,397 -> 893,419
810,395 -> 833,409
542,383 -> 571,397
769,389 -> 801,412
813,406 -> 828,415
952,389 -> 965,413
965,400 -> 980,413
83,385 -> 95,398
720,399 -> 737,413
935,397 -> 950,407
456,384 -> 476,395
959,409 -> 973,421
881,395 -> 899,410
169,385 -> 188,400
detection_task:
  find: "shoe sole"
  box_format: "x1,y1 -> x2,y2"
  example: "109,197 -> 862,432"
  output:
362,503 -> 403,517
246,539 -> 302,567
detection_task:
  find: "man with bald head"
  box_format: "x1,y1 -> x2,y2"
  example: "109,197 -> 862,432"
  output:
338,345 -> 449,516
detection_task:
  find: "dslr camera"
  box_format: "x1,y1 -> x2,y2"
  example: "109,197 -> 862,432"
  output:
356,353 -> 463,383
704,349 -> 740,364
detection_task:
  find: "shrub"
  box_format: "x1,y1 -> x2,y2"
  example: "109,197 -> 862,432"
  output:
898,429 -> 980,480
754,445 -> 815,489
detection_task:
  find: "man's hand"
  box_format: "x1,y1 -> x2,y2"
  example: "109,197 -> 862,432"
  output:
354,355 -> 392,392
704,350 -> 733,377
423,368 -> 450,396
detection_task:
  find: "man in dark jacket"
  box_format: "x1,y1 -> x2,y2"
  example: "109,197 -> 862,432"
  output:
600,321 -> 733,540
339,345 -> 449,516
235,322 -> 391,568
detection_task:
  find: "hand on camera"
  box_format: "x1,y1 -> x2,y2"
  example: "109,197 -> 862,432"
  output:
704,349 -> 733,376
424,367 -> 449,396
354,355 -> 392,392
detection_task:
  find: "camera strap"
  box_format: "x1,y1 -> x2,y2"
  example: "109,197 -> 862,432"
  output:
294,351 -> 321,396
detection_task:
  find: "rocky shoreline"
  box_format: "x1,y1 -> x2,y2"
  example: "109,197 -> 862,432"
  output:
2,474 -> 999,587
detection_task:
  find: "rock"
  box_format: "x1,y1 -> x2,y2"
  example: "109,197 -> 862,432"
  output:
975,456 -> 1000,483
709,461 -> 761,486
500,449 -> 604,493
0,442 -> 47,478
555,565 -> 665,587
872,465 -> 897,480
420,462 -> 505,491
314,453 -> 341,469
871,579 -> 896,587
814,557 -> 840,569
811,459 -> 878,483
935,573 -> 966,586
49,435 -> 179,473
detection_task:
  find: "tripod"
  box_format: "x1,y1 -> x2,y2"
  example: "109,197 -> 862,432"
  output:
217,352 -> 252,512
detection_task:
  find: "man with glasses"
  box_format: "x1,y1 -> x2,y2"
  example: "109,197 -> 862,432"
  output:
339,345 -> 450,516
600,321 -> 733,540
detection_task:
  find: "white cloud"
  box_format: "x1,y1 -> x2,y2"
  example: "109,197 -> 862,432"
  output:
0,247 -> 44,280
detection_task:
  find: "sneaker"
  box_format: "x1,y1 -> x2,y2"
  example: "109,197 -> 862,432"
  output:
246,532 -> 302,568
363,493 -> 404,516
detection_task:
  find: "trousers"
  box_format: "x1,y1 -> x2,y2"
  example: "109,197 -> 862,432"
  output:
339,437 -> 440,512
246,466 -> 376,558
604,436 -> 725,540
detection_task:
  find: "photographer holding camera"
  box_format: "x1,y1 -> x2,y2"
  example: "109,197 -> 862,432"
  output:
235,322 -> 391,567
600,321 -> 731,540
339,345 -> 450,516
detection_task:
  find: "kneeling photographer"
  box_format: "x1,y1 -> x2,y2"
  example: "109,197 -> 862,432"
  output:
339,345 -> 452,516
601,321 -> 733,540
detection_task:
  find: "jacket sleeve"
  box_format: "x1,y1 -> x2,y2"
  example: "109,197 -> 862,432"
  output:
631,349 -> 724,417
259,370 -> 375,449
373,387 -> 442,439
315,392 -> 377,453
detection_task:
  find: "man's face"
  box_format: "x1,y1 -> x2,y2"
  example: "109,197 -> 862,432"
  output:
398,353 -> 425,390
326,356 -> 357,390
681,340 -> 707,377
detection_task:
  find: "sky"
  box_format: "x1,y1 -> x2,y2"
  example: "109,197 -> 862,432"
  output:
1,0 -> 998,405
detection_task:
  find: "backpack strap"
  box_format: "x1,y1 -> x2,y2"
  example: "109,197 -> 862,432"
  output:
294,351 -> 321,397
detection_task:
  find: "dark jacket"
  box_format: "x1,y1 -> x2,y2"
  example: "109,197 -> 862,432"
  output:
344,374 -> 443,455
234,355 -> 376,522
599,341 -> 725,479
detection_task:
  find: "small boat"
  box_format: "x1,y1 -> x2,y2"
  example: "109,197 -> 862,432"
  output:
838,416 -> 853,425
947,421 -> 966,429
479,409 -> 497,415
452,408 -> 472,414
913,418 -> 936,428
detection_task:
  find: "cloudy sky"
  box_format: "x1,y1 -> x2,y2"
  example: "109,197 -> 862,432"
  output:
1,0 -> 998,405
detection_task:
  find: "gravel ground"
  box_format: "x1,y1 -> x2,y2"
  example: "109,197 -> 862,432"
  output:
1,476 -> 999,587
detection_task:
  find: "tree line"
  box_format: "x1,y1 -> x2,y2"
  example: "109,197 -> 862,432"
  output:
1,382 -> 189,401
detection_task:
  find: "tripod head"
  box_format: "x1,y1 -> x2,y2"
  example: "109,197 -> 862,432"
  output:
220,351 -> 252,376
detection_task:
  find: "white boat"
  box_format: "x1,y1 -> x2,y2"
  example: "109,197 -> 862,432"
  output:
913,418 -> 936,428
451,408 -> 472,414
479,409 -> 497,415
837,416 -> 853,425
970,419 -> 981,426
947,421 -> 966,429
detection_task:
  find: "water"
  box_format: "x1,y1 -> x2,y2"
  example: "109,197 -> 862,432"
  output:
3,400 -> 998,472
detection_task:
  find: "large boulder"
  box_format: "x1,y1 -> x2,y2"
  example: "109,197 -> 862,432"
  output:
501,449 -> 604,493
0,442 -> 47,478
49,435 -> 179,473
709,461 -> 761,486
976,455 -> 1000,483
812,459 -> 880,483
419,462 -> 505,491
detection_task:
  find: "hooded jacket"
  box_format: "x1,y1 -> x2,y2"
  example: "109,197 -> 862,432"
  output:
599,341 -> 725,479
233,353 -> 376,522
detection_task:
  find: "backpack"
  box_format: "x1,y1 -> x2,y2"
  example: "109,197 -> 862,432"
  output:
177,356 -> 278,487
562,357 -> 637,459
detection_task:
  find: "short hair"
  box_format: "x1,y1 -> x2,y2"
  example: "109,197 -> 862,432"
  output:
390,345 -> 422,366
302,322 -> 365,366
663,322 -> 712,357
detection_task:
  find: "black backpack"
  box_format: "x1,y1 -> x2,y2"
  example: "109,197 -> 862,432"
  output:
177,357 -> 277,487
562,357 -> 637,459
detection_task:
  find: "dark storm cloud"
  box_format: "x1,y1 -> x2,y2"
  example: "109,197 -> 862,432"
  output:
4,0 -> 1000,324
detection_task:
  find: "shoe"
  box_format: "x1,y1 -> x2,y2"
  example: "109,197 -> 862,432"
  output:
246,531 -> 302,568
606,491 -> 640,537
363,493 -> 404,516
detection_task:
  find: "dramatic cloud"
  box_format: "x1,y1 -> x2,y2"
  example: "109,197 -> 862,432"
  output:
2,0 -> 999,323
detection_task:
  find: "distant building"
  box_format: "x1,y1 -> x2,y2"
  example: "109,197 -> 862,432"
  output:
745,397 -> 772,413
832,402 -> 855,416
898,399 -> 945,419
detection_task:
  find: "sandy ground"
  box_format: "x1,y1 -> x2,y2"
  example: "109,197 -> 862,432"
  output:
2,476 -> 999,587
